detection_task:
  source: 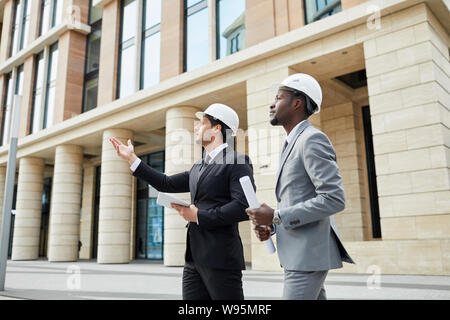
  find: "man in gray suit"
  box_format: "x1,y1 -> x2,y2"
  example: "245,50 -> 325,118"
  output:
246,73 -> 354,300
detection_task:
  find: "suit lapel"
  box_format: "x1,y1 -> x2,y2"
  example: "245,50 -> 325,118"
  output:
193,147 -> 232,202
275,120 -> 310,192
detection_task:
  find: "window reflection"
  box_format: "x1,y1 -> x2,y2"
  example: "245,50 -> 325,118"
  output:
141,0 -> 161,89
43,43 -> 58,129
31,52 -> 45,134
217,0 -> 245,59
118,0 -> 137,98
304,0 -> 341,24
185,0 -> 209,72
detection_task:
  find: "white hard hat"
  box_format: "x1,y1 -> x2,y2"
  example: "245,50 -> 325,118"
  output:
278,73 -> 322,114
195,103 -> 239,136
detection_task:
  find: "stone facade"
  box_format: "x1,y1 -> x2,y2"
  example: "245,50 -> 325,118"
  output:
0,0 -> 448,275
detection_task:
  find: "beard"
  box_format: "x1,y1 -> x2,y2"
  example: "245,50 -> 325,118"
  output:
270,115 -> 280,126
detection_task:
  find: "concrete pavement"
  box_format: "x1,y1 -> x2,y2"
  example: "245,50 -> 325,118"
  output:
1,259 -> 449,300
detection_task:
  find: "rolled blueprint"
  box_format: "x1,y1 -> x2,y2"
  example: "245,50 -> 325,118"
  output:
239,176 -> 276,254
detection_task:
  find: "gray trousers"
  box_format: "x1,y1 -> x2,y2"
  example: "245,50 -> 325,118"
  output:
283,270 -> 328,300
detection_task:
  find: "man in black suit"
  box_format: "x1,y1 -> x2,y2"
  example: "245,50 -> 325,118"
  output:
110,104 -> 255,300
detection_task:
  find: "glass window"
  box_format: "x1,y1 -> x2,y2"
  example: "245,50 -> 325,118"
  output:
141,0 -> 161,90
304,0 -> 341,24
40,0 -> 63,36
10,0 -> 22,57
82,0 -> 102,112
40,0 -> 51,36
117,0 -> 138,98
1,73 -> 13,145
20,0 -> 31,51
31,52 -> 45,133
43,43 -> 58,129
184,0 -> 208,72
216,0 -> 245,59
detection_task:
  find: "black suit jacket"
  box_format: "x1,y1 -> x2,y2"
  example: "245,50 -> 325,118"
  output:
133,147 -> 255,270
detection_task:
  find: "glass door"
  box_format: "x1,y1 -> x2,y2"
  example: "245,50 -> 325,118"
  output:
135,151 -> 164,260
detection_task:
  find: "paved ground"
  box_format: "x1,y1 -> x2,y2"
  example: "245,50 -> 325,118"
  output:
0,259 -> 449,300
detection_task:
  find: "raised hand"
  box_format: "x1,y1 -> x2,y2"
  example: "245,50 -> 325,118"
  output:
109,137 -> 137,165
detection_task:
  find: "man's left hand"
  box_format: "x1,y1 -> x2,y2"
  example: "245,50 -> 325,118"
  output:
246,203 -> 274,226
171,203 -> 198,223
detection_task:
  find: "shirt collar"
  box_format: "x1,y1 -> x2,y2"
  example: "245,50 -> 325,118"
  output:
205,143 -> 228,163
285,120 -> 307,145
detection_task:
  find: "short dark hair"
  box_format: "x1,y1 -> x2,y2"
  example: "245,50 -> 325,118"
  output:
205,114 -> 231,144
282,87 -> 317,117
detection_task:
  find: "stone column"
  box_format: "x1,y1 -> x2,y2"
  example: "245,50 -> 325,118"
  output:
79,166 -> 95,259
364,4 -> 449,272
246,67 -> 292,271
164,106 -> 200,266
48,145 -> 83,262
0,166 -> 6,230
0,0 -> 14,64
11,158 -> 45,260
97,129 -> 133,264
321,102 -> 367,241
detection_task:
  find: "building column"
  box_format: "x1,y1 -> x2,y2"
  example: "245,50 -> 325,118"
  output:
160,0 -> 183,80
0,0 -> 14,64
246,67 -> 293,271
321,102 -> 367,241
48,145 -> 83,262
364,4 -> 450,273
0,166 -> 6,230
11,158 -> 45,260
19,56 -> 35,139
97,129 -> 134,264
97,0 -> 120,106
79,165 -> 95,259
164,106 -> 201,266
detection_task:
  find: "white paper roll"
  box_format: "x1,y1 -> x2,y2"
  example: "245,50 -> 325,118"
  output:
239,176 -> 276,254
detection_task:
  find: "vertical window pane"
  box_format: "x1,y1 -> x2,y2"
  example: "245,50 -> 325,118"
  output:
142,32 -> 160,89
15,65 -> 24,95
86,30 -> 101,74
119,45 -> 136,98
186,6 -> 208,71
52,0 -> 63,27
144,0 -> 161,29
122,0 -> 137,42
1,74 -> 13,145
31,53 -> 45,134
89,4 -> 103,24
83,78 -> 98,112
10,0 -> 21,56
20,0 -> 31,50
44,86 -> 55,129
40,0 -> 51,35
217,0 -> 245,59
44,43 -> 58,129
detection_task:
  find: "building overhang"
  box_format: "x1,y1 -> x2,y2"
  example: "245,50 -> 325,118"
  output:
0,0 -> 447,164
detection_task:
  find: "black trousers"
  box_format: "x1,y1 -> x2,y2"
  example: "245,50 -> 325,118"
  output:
182,261 -> 244,300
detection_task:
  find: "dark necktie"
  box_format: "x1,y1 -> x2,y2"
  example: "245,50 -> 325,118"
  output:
282,141 -> 288,154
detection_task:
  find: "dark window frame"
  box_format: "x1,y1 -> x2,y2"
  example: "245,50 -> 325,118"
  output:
304,0 -> 341,24
0,73 -> 13,145
82,0 -> 102,113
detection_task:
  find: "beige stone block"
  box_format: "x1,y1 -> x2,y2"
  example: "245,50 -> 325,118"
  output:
49,214 -> 80,225
435,191 -> 450,214
442,240 -> 450,273
388,192 -> 436,217
11,247 -> 40,261
48,234 -> 79,245
377,172 -> 412,196
406,124 -> 446,150
388,3 -> 427,31
368,90 -> 403,116
366,42 -> 432,78
415,215 -> 450,239
381,216 -> 417,240
375,26 -> 416,56
98,233 -> 130,245
383,103 -> 441,133
97,245 -> 130,264
397,240 -> 443,274
372,131 -> 407,155
411,168 -> 450,193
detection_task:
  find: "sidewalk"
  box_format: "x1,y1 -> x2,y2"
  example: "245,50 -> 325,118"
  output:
1,259 -> 449,300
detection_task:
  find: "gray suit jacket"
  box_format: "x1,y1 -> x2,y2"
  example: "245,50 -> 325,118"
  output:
274,120 -> 355,271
